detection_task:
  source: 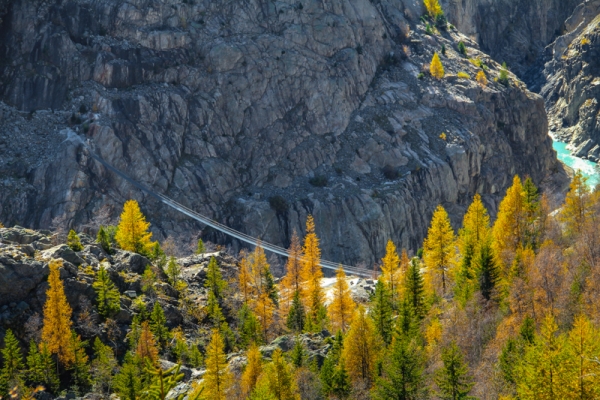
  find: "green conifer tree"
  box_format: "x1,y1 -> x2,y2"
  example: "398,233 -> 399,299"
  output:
238,304 -> 262,348
290,337 -> 305,368
434,342 -> 474,400
150,302 -> 170,349
286,291 -> 305,333
142,359 -> 185,400
92,337 -> 117,394
404,258 -> 426,320
263,265 -> 279,307
370,279 -> 394,346
93,266 -> 121,318
331,359 -> 352,399
0,329 -> 23,396
165,257 -> 182,288
476,238 -> 499,301
196,239 -> 206,254
26,341 -> 59,394
113,353 -> 142,400
67,230 -> 83,251
97,226 -> 112,254
205,257 -> 227,300
373,336 -> 426,400
68,331 -> 91,391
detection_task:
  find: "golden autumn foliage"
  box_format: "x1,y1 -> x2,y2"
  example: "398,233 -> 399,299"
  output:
279,231 -> 303,320
201,330 -> 233,400
560,171 -> 593,237
328,266 -> 356,333
493,175 -> 526,273
238,255 -> 252,305
255,292 -> 275,342
136,321 -> 159,365
300,215 -> 325,323
476,70 -> 488,86
241,343 -> 263,397
430,52 -> 445,79
115,199 -> 154,254
381,240 -> 402,305
42,259 -> 74,366
342,306 -> 381,386
423,205 -> 456,294
257,349 -> 299,400
423,0 -> 443,18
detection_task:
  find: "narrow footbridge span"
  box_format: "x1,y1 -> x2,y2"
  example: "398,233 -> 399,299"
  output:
83,140 -> 375,277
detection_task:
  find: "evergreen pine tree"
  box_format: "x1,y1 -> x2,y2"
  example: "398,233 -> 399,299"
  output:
328,266 -> 356,333
404,258 -> 426,320
91,337 -> 117,394
67,229 -> 83,251
0,329 -> 23,396
290,337 -> 305,368
238,303 -> 262,347
113,352 -> 142,400
331,359 -> 352,399
286,291 -> 305,334
205,257 -> 227,301
373,336 -> 426,400
97,226 -> 112,254
196,238 -> 205,254
68,331 -> 91,391
150,302 -> 170,349
435,342 -> 474,400
115,199 -> 154,255
263,265 -> 279,307
42,259 -> 75,365
476,237 -> 498,301
142,360 -> 185,400
26,341 -> 59,394
93,266 -> 121,318
320,356 -> 336,396
370,279 -> 394,345
165,256 -> 182,288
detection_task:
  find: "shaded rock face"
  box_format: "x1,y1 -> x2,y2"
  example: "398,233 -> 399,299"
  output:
442,0 -> 582,77
541,1 -> 600,161
0,0 -> 565,266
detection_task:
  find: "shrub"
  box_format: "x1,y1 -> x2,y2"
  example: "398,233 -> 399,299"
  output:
417,72 -> 425,79
458,41 -> 467,56
439,132 -> 447,140
441,44 -> 446,55
435,13 -> 447,30
457,71 -> 470,79
309,175 -> 328,187
424,0 -> 443,18
581,37 -> 591,46
498,62 -> 509,86
476,70 -> 488,86
67,230 -> 83,252
382,165 -> 399,180
430,52 -> 445,79
425,23 -> 434,35
268,195 -> 289,215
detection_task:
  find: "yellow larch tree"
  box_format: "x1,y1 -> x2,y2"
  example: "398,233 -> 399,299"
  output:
342,306 -> 382,387
430,52 -> 445,79
279,231 -> 303,320
200,329 -> 233,400
328,266 -> 356,333
42,259 -> 75,366
560,171 -> 593,238
255,292 -> 275,342
476,70 -> 487,86
381,240 -> 402,306
492,176 -> 527,279
300,215 -> 325,329
238,255 -> 252,305
423,0 -> 443,18
249,243 -> 269,296
565,314 -> 600,398
115,199 -> 154,254
257,348 -> 299,400
241,342 -> 263,397
136,321 -> 159,365
423,205 -> 456,295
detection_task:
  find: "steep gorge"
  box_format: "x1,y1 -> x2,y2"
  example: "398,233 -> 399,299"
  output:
0,0 -> 568,266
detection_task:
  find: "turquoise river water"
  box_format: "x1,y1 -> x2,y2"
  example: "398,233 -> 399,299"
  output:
552,140 -> 600,187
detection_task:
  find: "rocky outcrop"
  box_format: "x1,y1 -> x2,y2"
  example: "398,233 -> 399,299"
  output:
442,0 -> 582,77
0,0 -> 567,266
541,1 -> 600,161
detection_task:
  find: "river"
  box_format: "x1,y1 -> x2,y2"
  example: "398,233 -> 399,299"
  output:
552,140 -> 600,188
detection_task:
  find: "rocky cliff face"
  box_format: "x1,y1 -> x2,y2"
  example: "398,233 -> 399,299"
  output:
541,1 -> 600,160
442,0 -> 582,78
0,0 -> 566,266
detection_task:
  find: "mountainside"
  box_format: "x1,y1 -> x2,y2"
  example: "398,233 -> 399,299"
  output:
443,0 -> 582,78
0,0 -> 567,265
542,0 -> 600,160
